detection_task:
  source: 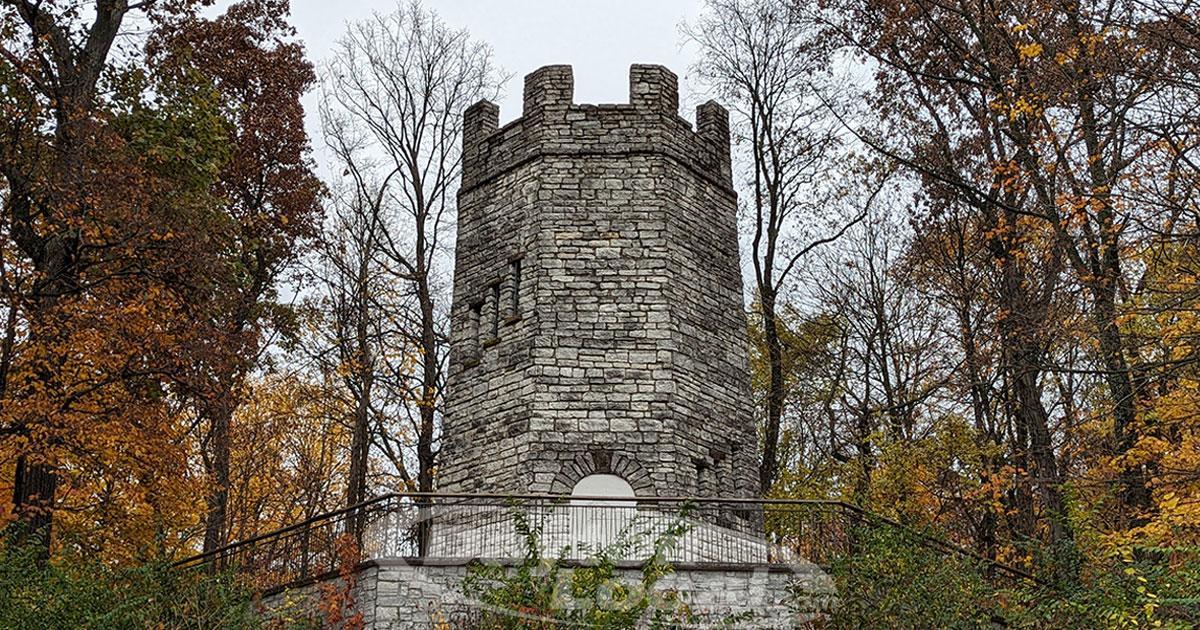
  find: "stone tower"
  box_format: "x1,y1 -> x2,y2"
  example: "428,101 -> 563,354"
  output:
440,64 -> 757,500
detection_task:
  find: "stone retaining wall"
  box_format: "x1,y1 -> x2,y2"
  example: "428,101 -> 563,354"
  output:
261,559 -> 834,629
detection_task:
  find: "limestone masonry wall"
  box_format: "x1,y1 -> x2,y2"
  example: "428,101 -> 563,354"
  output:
262,561 -> 832,629
439,64 -> 757,500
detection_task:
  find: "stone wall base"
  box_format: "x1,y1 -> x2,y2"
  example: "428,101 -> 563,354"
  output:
260,558 -> 834,628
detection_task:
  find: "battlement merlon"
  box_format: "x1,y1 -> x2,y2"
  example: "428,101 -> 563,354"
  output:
461,64 -> 734,194
628,64 -> 678,114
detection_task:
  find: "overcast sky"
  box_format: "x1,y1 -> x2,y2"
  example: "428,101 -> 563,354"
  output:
290,0 -> 709,132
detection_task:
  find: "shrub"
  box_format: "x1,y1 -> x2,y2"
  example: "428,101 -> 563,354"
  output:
1013,545 -> 1200,629
460,506 -> 699,628
0,540 -> 260,629
819,527 -> 1004,629
818,527 -> 1200,630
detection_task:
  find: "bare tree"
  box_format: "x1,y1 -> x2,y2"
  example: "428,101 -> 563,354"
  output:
806,210 -> 950,498
685,0 -> 871,494
316,0 -> 503,515
303,176 -> 396,531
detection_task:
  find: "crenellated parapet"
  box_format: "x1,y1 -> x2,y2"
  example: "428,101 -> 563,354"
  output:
461,64 -> 732,193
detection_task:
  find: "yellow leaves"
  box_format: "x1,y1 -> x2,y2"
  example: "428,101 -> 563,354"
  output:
219,374 -> 352,543
1005,95 -> 1043,121
1117,436 -> 1172,468
1079,31 -> 1108,50
849,416 -> 997,533
1018,42 -> 1044,60
1055,47 -> 1079,66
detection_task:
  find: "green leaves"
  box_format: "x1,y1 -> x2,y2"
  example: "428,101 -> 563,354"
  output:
0,540 -> 261,630
823,528 -> 1200,629
460,506 -> 700,628
824,527 -> 1004,629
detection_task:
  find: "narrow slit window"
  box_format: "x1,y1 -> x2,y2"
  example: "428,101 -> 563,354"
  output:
490,283 -> 501,339
469,302 -> 483,355
728,443 -> 740,494
693,459 -> 709,496
509,259 -> 522,317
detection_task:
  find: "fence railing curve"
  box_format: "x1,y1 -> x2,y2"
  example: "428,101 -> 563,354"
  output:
174,492 -> 1044,592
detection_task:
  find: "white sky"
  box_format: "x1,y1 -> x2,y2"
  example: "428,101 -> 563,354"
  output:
281,0 -> 749,298
291,0 -> 709,131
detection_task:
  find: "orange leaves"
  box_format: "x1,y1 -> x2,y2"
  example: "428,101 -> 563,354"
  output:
990,159 -> 1025,195
0,0 -> 321,562
316,533 -> 366,630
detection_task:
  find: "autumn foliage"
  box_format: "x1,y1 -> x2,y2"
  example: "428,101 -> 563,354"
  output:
1,0 -> 1198,625
698,0 -> 1200,607
0,0 -> 325,562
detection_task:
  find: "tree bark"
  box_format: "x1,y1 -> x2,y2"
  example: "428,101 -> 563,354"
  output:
2,0 -> 132,558
346,265 -> 373,540
10,456 -> 57,554
202,398 -> 234,553
994,243 -> 1073,551
758,288 -> 785,495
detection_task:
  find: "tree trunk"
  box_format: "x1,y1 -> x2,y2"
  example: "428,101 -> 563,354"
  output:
346,263 -> 373,540
991,222 -> 1073,552
1007,403 -> 1036,545
10,244 -> 79,558
415,274 -> 438,495
1070,21 -> 1151,521
1094,295 -> 1150,519
996,246 -> 1074,554
957,299 -> 1002,562
1011,351 -> 1071,547
202,398 -> 234,553
11,456 -> 57,556
758,289 -> 785,495
346,371 -> 371,539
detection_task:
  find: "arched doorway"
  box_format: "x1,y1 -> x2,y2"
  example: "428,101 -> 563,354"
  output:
571,473 -> 635,500
569,474 -> 635,557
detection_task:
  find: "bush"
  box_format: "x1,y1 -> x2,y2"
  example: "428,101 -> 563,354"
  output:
819,528 -> 1200,630
820,527 -> 1004,629
0,540 -> 261,629
1014,546 -> 1200,629
460,507 -> 702,628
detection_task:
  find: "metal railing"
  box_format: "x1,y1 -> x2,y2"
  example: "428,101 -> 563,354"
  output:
174,493 -> 1041,592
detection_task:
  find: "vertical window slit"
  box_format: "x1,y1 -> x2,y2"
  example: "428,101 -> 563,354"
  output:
469,301 -> 483,361
510,258 -> 521,317
491,282 -> 500,339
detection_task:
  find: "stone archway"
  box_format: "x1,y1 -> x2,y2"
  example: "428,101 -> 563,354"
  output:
544,449 -> 655,558
548,448 -> 655,496
566,473 -> 636,557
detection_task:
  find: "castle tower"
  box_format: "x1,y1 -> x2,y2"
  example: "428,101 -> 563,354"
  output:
440,65 -> 757,500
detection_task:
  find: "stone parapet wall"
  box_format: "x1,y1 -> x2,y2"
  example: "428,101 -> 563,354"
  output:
460,65 -> 732,194
261,559 -> 834,629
